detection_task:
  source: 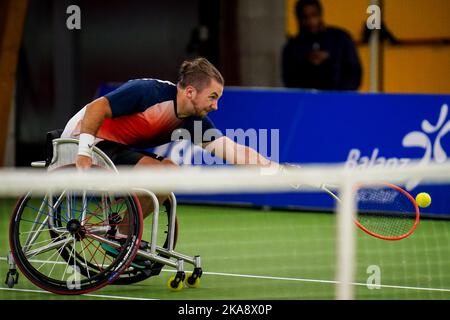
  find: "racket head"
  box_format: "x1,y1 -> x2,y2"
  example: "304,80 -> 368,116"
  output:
354,183 -> 420,241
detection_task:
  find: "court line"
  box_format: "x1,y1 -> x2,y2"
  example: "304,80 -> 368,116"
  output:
0,287 -> 156,300
160,270 -> 450,294
0,257 -> 156,300
2,256 -> 449,294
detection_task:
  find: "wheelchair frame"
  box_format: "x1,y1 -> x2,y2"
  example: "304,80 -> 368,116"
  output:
6,136 -> 202,293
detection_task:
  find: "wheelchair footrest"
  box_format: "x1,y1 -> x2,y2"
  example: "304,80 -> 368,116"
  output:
101,242 -> 152,269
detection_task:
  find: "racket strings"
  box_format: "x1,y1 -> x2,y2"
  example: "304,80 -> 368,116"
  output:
356,186 -> 417,238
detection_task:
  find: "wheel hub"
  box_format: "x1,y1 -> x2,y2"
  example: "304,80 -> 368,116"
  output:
66,219 -> 86,240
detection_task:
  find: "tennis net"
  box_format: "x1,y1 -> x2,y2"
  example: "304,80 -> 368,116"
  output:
0,162 -> 449,300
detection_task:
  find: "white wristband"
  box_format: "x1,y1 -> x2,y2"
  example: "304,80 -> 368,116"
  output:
78,133 -> 95,158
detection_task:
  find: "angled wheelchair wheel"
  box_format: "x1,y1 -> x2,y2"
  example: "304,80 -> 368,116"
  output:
111,199 -> 179,285
9,189 -> 143,295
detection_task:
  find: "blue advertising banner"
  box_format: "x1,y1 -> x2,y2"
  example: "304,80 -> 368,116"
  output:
96,84 -> 450,216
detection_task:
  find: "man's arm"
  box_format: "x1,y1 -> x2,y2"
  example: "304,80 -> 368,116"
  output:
203,136 -> 279,169
76,97 -> 112,169
80,97 -> 113,135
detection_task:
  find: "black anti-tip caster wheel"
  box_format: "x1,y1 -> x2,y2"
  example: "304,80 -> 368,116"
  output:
5,270 -> 19,289
185,267 -> 202,288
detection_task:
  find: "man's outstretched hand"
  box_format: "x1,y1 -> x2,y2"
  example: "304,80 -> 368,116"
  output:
281,163 -> 302,189
282,163 -> 325,190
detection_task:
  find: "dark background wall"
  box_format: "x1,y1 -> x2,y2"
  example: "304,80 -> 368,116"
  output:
15,0 -> 230,166
14,0 -> 284,167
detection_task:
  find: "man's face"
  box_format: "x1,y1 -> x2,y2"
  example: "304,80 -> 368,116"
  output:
300,4 -> 323,34
190,79 -> 223,118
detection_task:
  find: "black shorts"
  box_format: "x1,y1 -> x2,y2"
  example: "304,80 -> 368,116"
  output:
95,140 -> 164,166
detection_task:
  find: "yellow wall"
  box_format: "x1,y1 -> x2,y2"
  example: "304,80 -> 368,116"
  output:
385,0 -> 450,39
285,0 -> 450,94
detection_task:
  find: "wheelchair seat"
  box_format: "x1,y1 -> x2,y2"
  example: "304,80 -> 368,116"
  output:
45,129 -> 64,166
31,129 -> 115,172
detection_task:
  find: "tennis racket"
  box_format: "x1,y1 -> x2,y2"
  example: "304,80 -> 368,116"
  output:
321,183 -> 420,241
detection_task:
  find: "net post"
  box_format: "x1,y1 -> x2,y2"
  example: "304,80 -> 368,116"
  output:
369,0 -> 383,92
336,176 -> 357,300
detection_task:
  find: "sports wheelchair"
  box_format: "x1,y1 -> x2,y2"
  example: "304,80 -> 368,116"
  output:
5,130 -> 202,294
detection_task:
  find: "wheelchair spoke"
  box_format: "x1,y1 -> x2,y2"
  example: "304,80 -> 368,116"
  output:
36,237 -> 70,272
48,239 -> 71,279
62,238 -> 77,281
22,215 -> 50,252
23,230 -> 68,250
80,190 -> 88,224
80,238 -> 98,270
79,239 -> 91,279
20,226 -> 65,235
73,237 -> 78,281
66,191 -> 73,220
25,237 -> 72,259
113,197 -> 126,216
79,200 -> 108,226
80,198 -> 126,226
23,194 -> 48,248
24,202 -> 66,224
55,190 -> 100,223
54,193 -> 99,217
43,191 -> 69,223
81,237 -> 113,272
66,237 -> 79,282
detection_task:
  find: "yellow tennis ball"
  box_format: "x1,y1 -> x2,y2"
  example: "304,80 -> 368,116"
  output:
415,192 -> 431,208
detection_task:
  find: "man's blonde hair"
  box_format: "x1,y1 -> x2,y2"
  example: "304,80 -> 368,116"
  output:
178,57 -> 224,91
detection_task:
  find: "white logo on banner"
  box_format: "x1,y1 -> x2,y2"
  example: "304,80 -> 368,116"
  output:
346,104 -> 450,190
154,124 -> 279,168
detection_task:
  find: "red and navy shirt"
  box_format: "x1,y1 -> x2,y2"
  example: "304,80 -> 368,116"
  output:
62,79 -> 222,148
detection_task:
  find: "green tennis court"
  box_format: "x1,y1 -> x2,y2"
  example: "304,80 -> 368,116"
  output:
1,201 -> 449,300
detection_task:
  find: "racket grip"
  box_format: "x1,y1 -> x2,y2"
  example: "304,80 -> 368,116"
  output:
281,163 -> 325,190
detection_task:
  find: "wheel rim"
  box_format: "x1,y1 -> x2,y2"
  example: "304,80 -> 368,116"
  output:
10,190 -> 143,295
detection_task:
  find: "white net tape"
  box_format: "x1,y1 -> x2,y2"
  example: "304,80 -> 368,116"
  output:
0,162 -> 450,196
1,161 -> 450,299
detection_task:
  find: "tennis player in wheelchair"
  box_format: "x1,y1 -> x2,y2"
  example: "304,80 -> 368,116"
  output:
61,57 -> 280,261
6,57 -> 284,294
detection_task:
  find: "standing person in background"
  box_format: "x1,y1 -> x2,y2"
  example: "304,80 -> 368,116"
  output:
282,0 -> 362,91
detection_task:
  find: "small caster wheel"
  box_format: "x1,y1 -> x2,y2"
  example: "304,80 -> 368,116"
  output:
7,276 -> 15,288
184,272 -> 201,288
5,271 -> 18,289
167,274 -> 184,292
